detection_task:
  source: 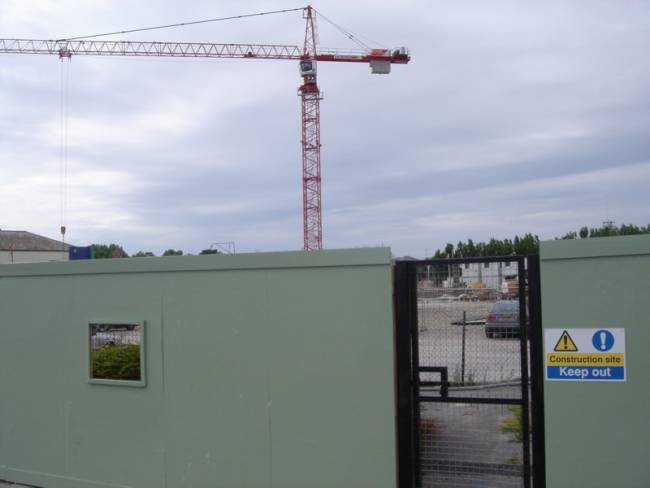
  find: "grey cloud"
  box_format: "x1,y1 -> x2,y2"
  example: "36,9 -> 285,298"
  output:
1,1 -> 649,256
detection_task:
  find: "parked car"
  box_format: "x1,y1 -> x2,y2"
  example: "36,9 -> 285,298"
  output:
485,301 -> 520,338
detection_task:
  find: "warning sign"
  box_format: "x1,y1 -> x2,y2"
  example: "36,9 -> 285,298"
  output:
553,330 -> 578,352
544,328 -> 626,382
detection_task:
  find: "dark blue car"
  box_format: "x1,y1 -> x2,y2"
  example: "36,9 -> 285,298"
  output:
485,301 -> 520,338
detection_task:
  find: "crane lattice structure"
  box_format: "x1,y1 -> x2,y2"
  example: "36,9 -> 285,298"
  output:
0,6 -> 410,251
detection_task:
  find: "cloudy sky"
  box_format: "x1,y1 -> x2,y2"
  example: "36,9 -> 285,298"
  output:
1,1 -> 649,257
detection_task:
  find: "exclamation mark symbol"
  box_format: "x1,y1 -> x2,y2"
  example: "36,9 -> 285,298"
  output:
555,331 -> 578,352
600,332 -> 607,350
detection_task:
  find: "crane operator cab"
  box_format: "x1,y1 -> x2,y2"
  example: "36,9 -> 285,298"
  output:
300,59 -> 317,78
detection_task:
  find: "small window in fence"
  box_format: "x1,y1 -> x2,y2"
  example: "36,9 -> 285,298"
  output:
88,322 -> 145,386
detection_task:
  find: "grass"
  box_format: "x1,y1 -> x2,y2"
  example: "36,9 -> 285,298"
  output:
501,405 -> 531,465
504,455 -> 519,465
501,405 -> 524,442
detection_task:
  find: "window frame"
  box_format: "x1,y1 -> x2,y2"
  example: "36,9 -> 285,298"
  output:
87,320 -> 146,387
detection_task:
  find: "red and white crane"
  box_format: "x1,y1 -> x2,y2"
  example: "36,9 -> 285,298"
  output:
0,6 -> 410,250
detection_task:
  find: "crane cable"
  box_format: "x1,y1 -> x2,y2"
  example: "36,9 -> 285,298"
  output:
313,9 -> 385,51
59,57 -> 71,244
56,7 -> 305,42
55,7 -> 384,55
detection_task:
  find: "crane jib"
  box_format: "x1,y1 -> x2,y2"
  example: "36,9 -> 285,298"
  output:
0,39 -> 410,64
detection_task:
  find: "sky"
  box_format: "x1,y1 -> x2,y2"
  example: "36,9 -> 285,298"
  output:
1,1 -> 649,257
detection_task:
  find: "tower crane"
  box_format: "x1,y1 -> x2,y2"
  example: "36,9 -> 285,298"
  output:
0,6 -> 410,251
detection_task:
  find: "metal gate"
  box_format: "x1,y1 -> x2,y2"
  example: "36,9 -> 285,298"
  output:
395,256 -> 545,488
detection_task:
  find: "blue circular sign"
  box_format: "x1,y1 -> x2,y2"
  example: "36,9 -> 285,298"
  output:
592,329 -> 615,352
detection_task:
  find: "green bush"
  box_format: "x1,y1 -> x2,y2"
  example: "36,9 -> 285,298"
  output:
92,344 -> 141,381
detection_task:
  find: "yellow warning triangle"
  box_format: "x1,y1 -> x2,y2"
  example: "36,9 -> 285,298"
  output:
554,330 -> 578,352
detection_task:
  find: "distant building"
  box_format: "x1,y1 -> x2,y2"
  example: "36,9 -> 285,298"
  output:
0,230 -> 69,264
457,260 -> 519,290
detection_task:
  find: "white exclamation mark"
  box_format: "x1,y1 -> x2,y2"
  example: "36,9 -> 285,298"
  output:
600,332 -> 607,350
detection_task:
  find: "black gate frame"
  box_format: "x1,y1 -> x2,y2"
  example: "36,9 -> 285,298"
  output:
395,255 -> 545,488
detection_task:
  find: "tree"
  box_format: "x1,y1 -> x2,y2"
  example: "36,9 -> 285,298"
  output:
430,234 -> 538,258
444,243 -> 454,257
583,222 -> 649,239
92,244 -> 128,259
199,249 -> 220,255
428,222 -> 649,259
133,251 -> 155,257
513,233 -> 539,254
162,249 -> 183,256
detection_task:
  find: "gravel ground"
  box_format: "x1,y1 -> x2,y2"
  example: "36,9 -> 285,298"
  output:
418,298 -> 523,385
419,326 -> 523,384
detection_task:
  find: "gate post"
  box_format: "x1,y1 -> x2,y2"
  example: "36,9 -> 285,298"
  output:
394,261 -> 415,487
527,255 -> 546,487
517,257 -> 532,488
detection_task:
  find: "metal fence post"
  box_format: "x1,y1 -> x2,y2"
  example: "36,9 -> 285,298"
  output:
527,255 -> 546,487
394,261 -> 415,488
461,310 -> 467,385
517,257 -> 532,488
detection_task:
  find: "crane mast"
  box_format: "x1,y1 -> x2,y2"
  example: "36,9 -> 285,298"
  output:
298,6 -> 322,251
0,6 -> 410,251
